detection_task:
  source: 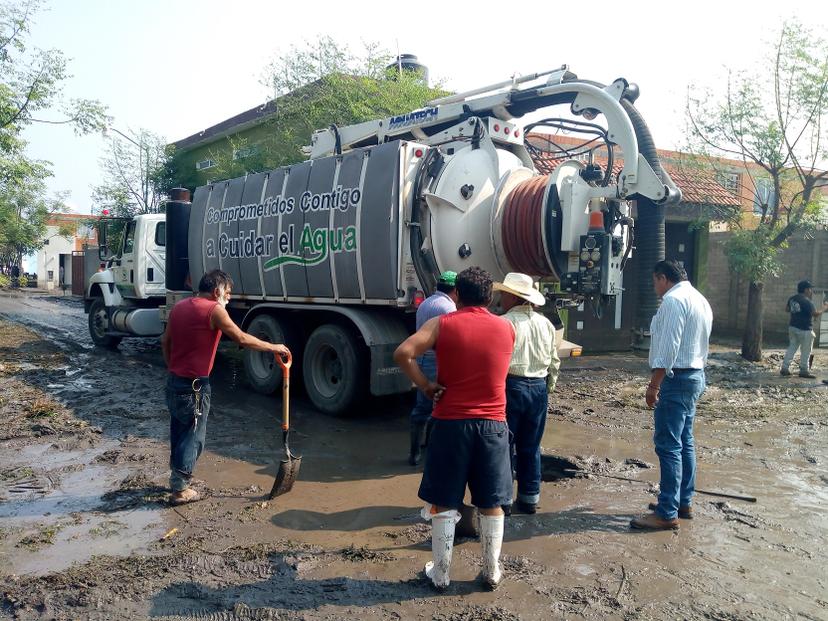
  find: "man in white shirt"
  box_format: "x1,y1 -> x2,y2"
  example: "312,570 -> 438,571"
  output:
631,260 -> 713,531
495,273 -> 560,515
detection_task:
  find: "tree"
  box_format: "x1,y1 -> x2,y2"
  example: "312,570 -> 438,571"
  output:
0,164 -> 70,274
0,0 -> 108,140
160,37 -> 447,190
686,20 -> 828,361
92,128 -> 168,217
1,0 -> 108,275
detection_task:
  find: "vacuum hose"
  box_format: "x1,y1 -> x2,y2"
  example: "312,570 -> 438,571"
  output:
501,175 -> 558,279
619,97 -> 676,346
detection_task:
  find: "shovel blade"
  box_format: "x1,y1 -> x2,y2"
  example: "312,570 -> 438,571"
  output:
269,456 -> 302,499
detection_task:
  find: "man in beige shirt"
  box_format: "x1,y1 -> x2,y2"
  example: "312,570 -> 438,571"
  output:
495,273 -> 560,514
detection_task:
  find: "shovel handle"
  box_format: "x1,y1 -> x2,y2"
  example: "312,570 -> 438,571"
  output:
275,351 -> 291,431
275,351 -> 292,376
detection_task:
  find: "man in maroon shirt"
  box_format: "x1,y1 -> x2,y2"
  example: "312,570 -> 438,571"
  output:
162,269 -> 289,505
395,266 -> 515,591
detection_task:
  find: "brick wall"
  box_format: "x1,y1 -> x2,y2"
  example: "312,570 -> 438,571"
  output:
706,231 -> 827,338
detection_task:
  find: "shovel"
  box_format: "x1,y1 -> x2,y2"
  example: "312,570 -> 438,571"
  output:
269,351 -> 302,499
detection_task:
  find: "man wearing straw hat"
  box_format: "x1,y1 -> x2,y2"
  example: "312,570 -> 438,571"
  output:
494,272 -> 560,515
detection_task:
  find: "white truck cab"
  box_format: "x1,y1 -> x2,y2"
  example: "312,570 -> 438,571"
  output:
85,214 -> 167,347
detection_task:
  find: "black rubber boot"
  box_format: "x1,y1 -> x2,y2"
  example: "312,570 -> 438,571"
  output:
409,420 -> 427,466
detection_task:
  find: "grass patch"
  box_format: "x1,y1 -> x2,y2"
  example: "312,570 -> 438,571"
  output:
16,523 -> 64,550
26,397 -> 60,419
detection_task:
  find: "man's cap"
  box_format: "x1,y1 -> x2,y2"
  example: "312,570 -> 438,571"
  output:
437,270 -> 457,286
798,280 -> 814,293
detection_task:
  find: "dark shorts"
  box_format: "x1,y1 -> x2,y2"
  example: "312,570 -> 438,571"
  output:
418,418 -> 513,509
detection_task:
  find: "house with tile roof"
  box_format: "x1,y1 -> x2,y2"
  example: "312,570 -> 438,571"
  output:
34,213 -> 98,293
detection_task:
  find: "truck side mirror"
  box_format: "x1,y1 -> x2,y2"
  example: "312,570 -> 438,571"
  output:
98,244 -> 109,261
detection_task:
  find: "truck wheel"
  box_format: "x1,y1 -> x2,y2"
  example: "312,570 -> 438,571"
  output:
243,314 -> 286,394
88,297 -> 122,348
303,324 -> 367,416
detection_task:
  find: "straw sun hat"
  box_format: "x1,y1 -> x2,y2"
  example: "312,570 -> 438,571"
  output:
493,272 -> 546,306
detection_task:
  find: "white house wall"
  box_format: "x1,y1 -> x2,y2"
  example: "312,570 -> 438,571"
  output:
36,225 -> 77,290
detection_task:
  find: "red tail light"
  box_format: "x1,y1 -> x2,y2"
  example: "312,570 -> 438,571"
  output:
413,291 -> 425,307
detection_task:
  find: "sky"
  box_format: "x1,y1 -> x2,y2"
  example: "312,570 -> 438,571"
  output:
20,0 -> 828,215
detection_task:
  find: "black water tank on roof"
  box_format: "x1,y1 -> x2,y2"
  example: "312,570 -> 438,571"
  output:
165,187 -> 192,292
386,54 -> 429,85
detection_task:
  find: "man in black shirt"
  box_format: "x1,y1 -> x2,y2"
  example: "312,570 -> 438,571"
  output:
781,280 -> 828,378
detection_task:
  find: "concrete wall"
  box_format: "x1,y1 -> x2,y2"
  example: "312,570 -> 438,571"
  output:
707,231 -> 828,338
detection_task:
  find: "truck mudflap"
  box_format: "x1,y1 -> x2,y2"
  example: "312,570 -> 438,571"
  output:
240,303 -> 411,397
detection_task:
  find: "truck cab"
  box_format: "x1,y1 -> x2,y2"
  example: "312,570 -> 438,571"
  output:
104,215 -> 167,300
85,214 -> 167,347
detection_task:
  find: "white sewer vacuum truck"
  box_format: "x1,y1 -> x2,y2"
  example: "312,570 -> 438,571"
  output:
86,66 -> 680,415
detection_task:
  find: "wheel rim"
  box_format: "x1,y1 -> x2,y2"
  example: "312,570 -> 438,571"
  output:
250,348 -> 275,380
311,343 -> 343,399
92,306 -> 109,339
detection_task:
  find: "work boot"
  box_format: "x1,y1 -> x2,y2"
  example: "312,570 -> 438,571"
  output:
648,502 -> 693,520
408,420 -> 427,466
799,371 -> 817,379
511,500 -> 537,515
478,513 -> 505,590
630,512 -> 679,531
422,507 -> 460,590
780,369 -> 791,377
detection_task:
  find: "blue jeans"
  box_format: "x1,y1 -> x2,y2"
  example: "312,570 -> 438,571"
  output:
505,376 -> 548,505
410,353 -> 437,424
653,369 -> 706,520
166,374 -> 211,492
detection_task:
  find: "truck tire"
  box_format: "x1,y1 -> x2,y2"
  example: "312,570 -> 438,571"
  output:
88,297 -> 122,348
243,314 -> 287,394
303,324 -> 367,416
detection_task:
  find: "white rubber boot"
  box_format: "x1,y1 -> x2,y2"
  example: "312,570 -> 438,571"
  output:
421,505 -> 461,589
479,513 -> 505,589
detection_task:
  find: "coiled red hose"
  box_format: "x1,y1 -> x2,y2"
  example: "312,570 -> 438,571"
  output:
502,175 -> 558,279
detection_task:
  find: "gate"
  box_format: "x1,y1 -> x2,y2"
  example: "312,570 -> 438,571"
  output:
71,250 -> 85,296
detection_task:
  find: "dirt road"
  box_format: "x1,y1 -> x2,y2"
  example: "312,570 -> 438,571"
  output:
1,290 -> 826,620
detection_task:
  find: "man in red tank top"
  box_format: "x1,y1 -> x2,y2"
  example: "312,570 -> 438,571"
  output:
395,266 -> 515,591
161,269 -> 290,505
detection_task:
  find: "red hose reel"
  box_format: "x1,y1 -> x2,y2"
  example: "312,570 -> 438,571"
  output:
501,175 -> 558,279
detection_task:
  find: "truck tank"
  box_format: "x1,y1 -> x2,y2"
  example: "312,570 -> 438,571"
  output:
176,139 -> 622,304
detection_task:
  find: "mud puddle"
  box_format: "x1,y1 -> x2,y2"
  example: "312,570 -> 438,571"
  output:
2,291 -> 828,619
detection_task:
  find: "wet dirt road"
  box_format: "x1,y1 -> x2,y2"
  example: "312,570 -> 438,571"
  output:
1,290 -> 827,620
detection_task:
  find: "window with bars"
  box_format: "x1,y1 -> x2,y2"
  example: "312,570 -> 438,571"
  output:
753,178 -> 776,215
717,171 -> 741,194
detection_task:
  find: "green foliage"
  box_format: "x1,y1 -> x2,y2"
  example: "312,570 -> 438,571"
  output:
0,0 -> 108,138
723,227 -> 784,283
1,0 -> 108,270
686,19 -> 828,278
163,37 -> 447,189
0,166 -> 69,270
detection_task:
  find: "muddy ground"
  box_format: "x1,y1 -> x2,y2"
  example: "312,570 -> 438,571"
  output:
0,289 -> 826,620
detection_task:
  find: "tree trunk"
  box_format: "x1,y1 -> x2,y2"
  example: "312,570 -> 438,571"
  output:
741,281 -> 764,361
